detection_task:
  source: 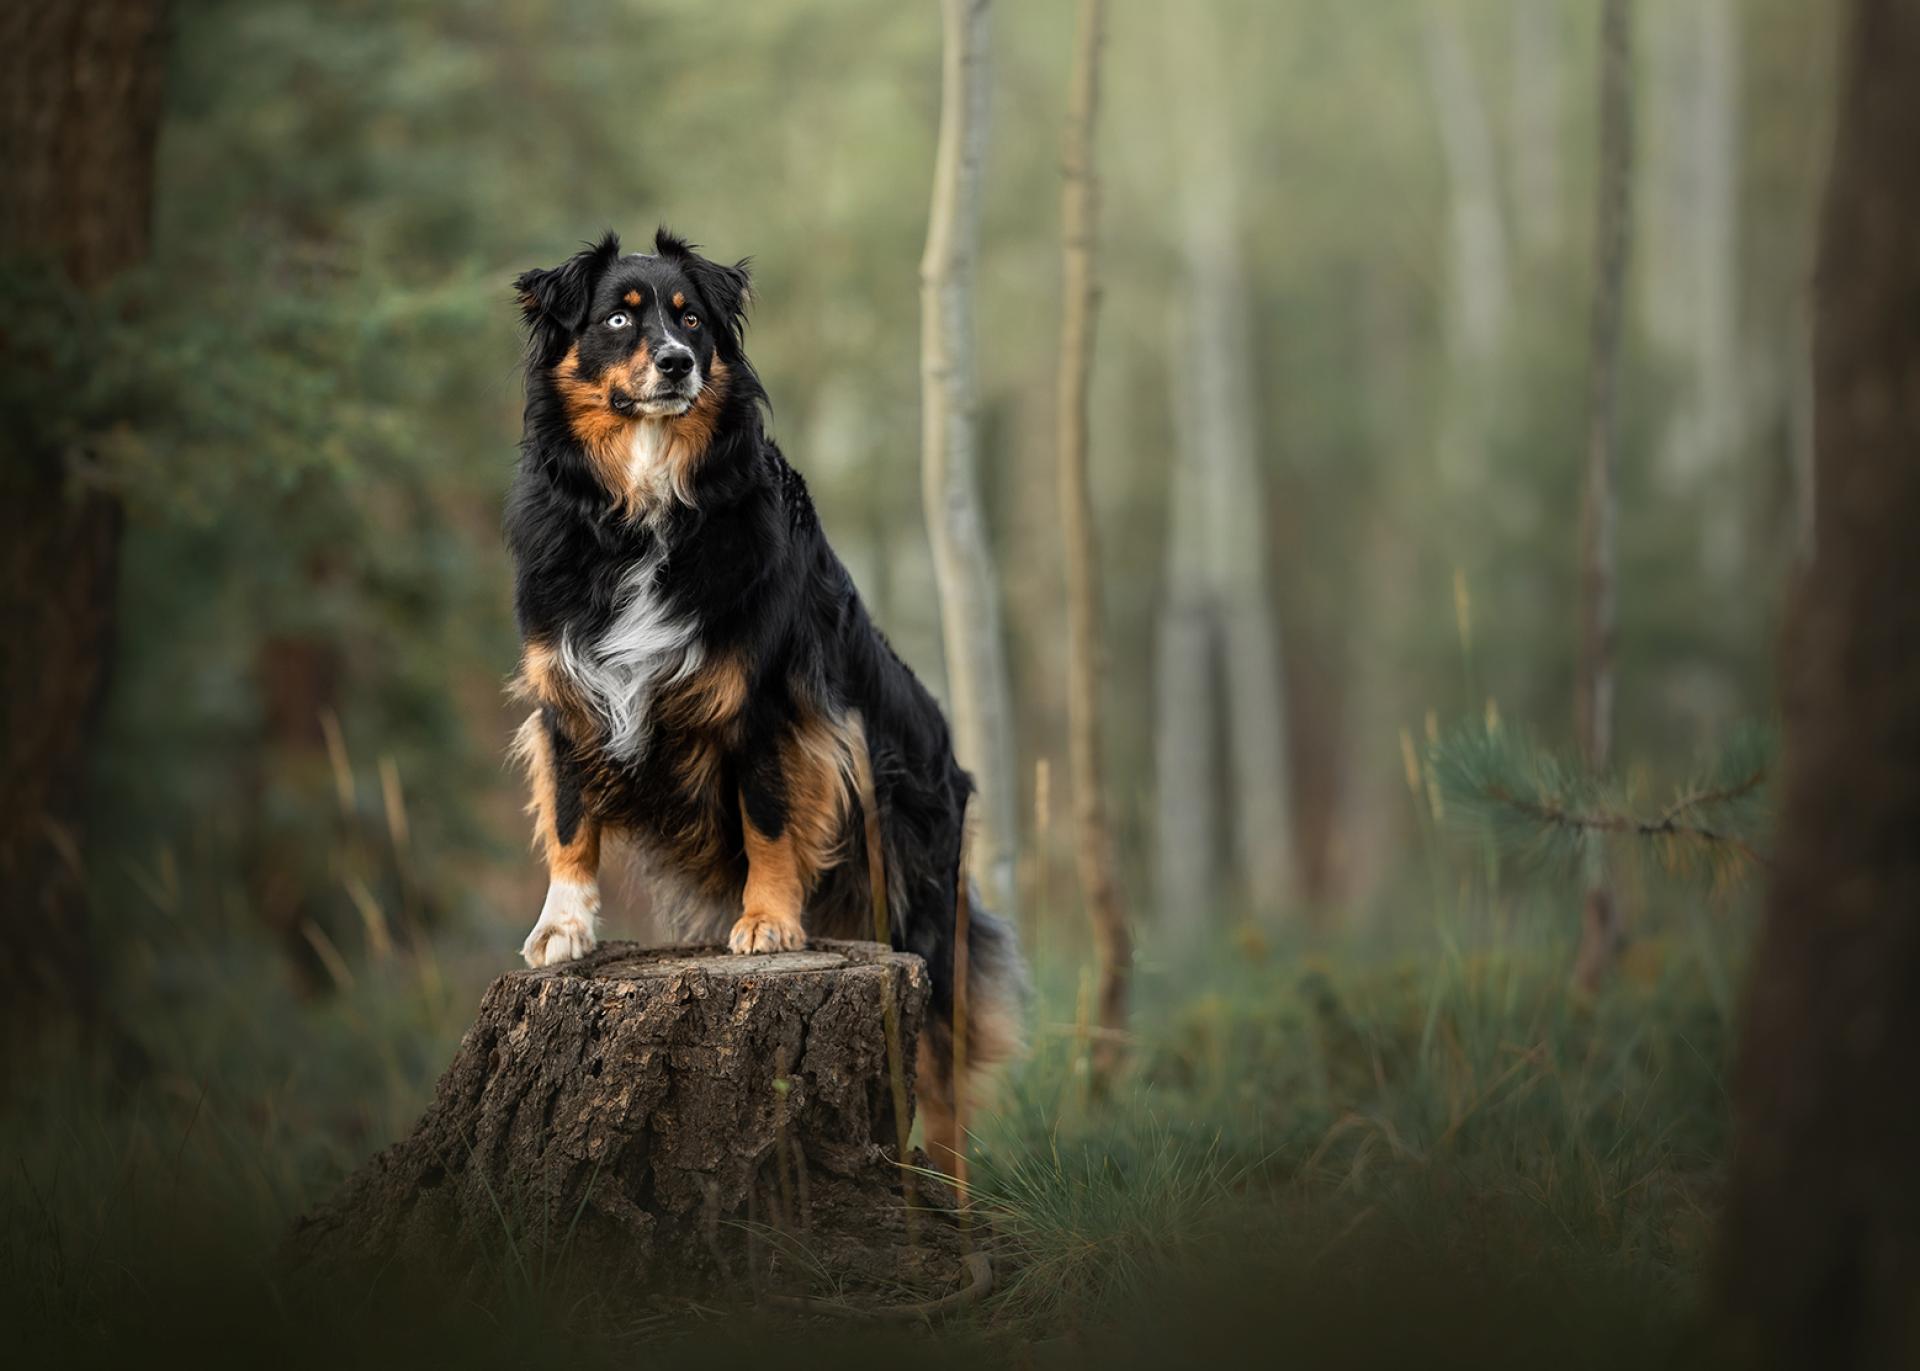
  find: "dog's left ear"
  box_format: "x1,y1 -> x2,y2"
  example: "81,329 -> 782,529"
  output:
514,231 -> 622,363
655,226 -> 751,350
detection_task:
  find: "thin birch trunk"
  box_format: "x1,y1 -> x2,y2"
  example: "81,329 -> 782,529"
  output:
1572,0 -> 1634,994
1154,597 -> 1218,928
1156,0 -> 1295,924
1427,9 -> 1512,360
1643,0 -> 1742,579
1425,7 -> 1512,486
1510,0 -> 1567,257
920,0 -> 1018,920
1055,0 -> 1130,1088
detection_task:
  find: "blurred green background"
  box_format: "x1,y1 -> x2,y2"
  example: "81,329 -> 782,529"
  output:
3,0 -> 1837,1359
61,0 -> 1829,972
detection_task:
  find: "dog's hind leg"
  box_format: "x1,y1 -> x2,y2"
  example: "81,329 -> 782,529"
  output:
514,708 -> 603,967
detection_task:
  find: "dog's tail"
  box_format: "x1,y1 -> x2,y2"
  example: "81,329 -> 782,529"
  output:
916,881 -> 1027,1176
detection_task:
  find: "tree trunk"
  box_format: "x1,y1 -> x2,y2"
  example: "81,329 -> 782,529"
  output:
1426,8 -> 1512,365
1425,6 -> 1511,490
1642,0 -> 1743,573
920,0 -> 1018,925
1154,603 -> 1218,927
1571,0 -> 1634,995
290,941 -> 977,1301
1788,287 -> 1818,568
1156,0 -> 1295,926
0,1 -> 167,1025
1055,0 -> 1130,1090
1715,2 -> 1920,1363
1509,0 -> 1566,258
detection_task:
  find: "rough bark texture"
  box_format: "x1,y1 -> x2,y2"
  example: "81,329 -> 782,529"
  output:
1055,0 -> 1131,1090
1571,0 -> 1634,995
920,0 -> 1018,925
290,941 -> 974,1300
1715,2 -> 1920,1364
0,1 -> 167,1026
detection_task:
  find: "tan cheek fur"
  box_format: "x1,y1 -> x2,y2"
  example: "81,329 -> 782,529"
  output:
552,347 -> 733,521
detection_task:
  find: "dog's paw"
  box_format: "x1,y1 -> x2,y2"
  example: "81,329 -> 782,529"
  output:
727,907 -> 806,955
521,879 -> 600,968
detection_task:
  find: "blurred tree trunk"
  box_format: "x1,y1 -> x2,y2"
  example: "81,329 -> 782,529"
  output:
1509,0 -> 1566,258
1642,0 -> 1743,570
1425,6 -> 1511,488
1154,597 -> 1218,926
0,1 -> 167,1026
1788,288 -> 1818,567
1426,9 -> 1511,364
1716,3 -> 1920,1362
246,625 -> 344,998
920,0 -> 1018,922
1055,0 -> 1130,1088
1572,0 -> 1634,995
1156,0 -> 1295,928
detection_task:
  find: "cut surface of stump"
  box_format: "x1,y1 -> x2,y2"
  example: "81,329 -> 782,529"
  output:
290,940 -> 973,1303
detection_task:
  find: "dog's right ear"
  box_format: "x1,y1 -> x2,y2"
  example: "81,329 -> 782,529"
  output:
513,231 -> 621,362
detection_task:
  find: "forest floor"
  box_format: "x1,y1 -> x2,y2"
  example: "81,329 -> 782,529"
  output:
3,901 -> 1745,1368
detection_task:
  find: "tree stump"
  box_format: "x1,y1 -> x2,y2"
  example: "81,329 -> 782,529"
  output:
289,940 -> 974,1303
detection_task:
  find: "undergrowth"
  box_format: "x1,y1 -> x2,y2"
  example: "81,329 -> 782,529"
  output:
1,907 -> 1743,1367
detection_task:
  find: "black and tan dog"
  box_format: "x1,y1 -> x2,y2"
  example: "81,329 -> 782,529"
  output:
505,228 -> 1023,1155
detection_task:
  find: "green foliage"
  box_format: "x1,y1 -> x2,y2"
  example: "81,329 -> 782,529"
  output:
1427,718 -> 1772,887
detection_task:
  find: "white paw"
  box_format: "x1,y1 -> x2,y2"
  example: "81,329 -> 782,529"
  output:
521,879 -> 600,968
727,908 -> 806,955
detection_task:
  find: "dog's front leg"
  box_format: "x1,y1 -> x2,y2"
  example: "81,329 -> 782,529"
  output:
730,745 -> 808,954
518,708 -> 602,967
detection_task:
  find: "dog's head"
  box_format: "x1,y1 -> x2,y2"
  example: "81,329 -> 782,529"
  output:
515,228 -> 753,510
516,227 -> 749,417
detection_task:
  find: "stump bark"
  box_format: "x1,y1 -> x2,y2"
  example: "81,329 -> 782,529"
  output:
290,940 -> 971,1301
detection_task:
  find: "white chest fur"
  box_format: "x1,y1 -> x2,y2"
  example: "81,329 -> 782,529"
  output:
626,419 -> 685,511
558,546 -> 702,761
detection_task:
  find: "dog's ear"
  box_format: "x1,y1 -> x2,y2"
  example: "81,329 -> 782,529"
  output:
513,231 -> 621,362
654,225 -> 751,350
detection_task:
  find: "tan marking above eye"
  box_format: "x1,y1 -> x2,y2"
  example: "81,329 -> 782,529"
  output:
671,291 -> 685,310
624,289 -> 642,306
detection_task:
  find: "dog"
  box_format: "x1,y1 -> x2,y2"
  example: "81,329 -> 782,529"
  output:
504,228 -> 1024,1160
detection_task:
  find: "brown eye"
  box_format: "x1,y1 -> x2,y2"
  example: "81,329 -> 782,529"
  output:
681,312 -> 700,330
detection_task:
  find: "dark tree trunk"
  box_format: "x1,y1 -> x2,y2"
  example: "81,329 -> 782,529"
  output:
1715,2 -> 1920,1365
290,942 -> 979,1304
0,2 -> 167,1023
1572,0 -> 1634,993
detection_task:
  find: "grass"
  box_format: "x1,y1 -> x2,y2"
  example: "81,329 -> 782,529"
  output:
1,897 -> 1746,1366
965,925 -> 1732,1347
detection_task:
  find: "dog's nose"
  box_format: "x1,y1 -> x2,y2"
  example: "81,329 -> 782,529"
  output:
655,347 -> 694,381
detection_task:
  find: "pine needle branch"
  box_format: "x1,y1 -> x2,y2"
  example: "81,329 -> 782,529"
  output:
1426,720 -> 1773,882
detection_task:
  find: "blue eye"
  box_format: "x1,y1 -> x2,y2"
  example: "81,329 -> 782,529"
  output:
606,312 -> 631,329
